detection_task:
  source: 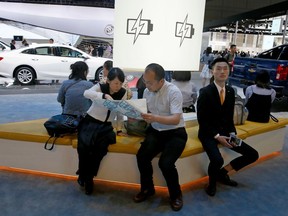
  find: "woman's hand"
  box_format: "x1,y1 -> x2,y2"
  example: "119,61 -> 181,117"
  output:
117,131 -> 128,137
105,94 -> 113,100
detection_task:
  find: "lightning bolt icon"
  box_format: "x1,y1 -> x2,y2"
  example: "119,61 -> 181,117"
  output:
178,14 -> 190,46
131,10 -> 145,44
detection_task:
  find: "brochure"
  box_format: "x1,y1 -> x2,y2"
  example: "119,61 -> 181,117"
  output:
94,98 -> 147,119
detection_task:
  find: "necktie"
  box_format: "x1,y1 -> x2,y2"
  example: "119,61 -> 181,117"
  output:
220,88 -> 224,105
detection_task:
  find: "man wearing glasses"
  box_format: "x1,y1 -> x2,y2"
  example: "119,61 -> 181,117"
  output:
133,63 -> 187,211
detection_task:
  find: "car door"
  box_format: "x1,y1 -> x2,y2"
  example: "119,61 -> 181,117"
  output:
31,46 -> 69,79
55,46 -> 88,78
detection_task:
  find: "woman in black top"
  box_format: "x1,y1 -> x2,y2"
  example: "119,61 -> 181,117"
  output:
245,70 -> 276,123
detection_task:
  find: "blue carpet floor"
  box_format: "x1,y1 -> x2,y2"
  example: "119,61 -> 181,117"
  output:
0,151 -> 287,216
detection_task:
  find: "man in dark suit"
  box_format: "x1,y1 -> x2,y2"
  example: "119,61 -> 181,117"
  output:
97,45 -> 104,57
197,57 -> 259,196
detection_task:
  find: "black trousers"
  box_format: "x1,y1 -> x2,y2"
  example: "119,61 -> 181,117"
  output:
136,126 -> 187,199
199,136 -> 259,185
77,115 -> 116,181
77,140 -> 110,180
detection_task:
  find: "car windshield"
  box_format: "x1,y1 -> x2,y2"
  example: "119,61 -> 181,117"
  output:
0,41 -> 9,47
0,44 -> 6,50
257,46 -> 283,60
278,47 -> 288,60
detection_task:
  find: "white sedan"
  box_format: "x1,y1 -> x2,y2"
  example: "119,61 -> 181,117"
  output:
0,43 -> 111,85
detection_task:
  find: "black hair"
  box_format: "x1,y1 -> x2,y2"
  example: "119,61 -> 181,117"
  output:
107,67 -> 125,83
104,60 -> 113,71
205,47 -> 212,56
69,61 -> 88,80
230,44 -> 236,49
145,63 -> 165,81
255,70 -> 271,89
210,57 -> 229,69
172,71 -> 191,81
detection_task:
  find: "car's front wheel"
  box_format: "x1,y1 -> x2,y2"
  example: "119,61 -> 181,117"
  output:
15,67 -> 36,85
94,67 -> 104,82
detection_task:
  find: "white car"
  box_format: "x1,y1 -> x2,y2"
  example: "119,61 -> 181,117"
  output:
0,43 -> 111,85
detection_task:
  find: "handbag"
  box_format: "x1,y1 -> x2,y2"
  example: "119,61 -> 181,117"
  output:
270,114 -> 279,122
234,99 -> 249,125
44,114 -> 81,150
44,80 -> 82,150
124,117 -> 149,137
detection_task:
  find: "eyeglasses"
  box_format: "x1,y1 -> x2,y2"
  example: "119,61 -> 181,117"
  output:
143,79 -> 161,86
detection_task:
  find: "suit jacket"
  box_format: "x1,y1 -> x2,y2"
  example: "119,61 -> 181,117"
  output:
197,83 -> 236,140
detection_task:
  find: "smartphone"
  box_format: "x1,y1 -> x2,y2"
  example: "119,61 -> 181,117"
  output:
229,135 -> 242,146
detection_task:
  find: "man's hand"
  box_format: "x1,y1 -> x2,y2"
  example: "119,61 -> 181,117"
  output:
216,135 -> 237,148
141,113 -> 180,125
141,113 -> 155,124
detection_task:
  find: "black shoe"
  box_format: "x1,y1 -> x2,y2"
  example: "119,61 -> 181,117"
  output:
133,189 -> 155,203
218,174 -> 238,187
76,169 -> 80,175
170,195 -> 183,211
77,176 -> 85,187
205,184 -> 216,196
85,179 -> 94,195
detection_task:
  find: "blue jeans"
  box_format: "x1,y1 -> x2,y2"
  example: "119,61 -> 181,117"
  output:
136,126 -> 187,199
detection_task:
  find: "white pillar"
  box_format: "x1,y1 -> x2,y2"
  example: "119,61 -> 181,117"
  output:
282,10 -> 288,44
234,21 -> 238,44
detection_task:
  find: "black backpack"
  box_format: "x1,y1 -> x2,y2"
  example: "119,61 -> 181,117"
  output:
44,114 -> 81,150
44,80 -> 81,150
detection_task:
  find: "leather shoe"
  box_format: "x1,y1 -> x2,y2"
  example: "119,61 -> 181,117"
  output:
77,176 -> 85,187
205,184 -> 216,196
133,189 -> 155,203
218,174 -> 238,187
85,179 -> 94,195
170,195 -> 183,211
